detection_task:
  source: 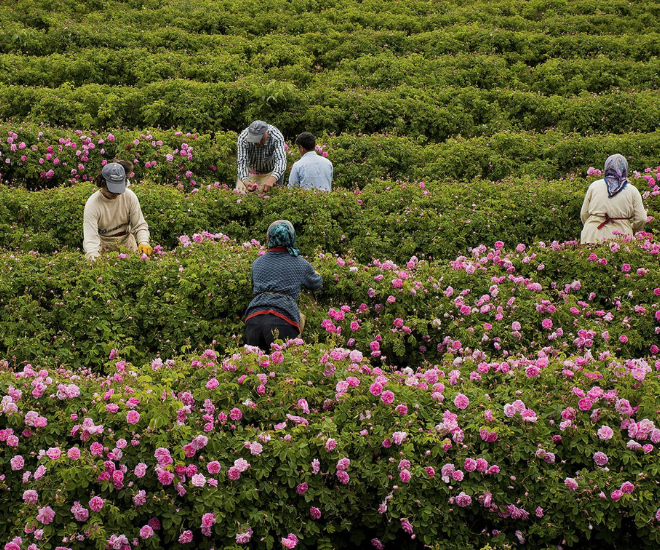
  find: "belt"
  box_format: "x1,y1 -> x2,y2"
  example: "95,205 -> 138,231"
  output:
103,230 -> 129,238
596,213 -> 630,230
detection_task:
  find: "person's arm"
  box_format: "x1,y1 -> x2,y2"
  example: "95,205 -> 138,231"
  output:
263,130 -> 287,190
83,200 -> 101,260
630,186 -> 648,232
329,161 -> 333,191
302,260 -> 323,290
128,191 -> 151,251
236,132 -> 251,186
580,185 -> 592,224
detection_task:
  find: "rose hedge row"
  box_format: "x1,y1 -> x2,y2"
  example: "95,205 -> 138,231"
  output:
1,340 -> 660,549
2,123 -> 660,190
2,0 -> 660,64
2,80 -> 660,138
2,50 -> 660,97
1,231 -> 658,372
2,167 -> 658,263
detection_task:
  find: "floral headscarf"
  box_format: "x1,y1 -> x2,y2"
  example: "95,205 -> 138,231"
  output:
604,153 -> 629,198
267,220 -> 299,257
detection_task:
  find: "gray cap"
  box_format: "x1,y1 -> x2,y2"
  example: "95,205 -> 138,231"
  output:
246,120 -> 269,144
101,162 -> 127,194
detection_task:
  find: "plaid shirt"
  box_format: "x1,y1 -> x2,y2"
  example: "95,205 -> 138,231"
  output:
237,124 -> 287,182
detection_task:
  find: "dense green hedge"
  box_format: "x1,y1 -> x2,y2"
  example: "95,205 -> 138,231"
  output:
4,173 -> 658,263
2,51 -> 660,97
3,81 -> 660,138
1,232 -> 658,371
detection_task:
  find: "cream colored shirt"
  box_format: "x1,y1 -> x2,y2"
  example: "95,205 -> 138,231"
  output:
83,189 -> 150,259
580,179 -> 646,244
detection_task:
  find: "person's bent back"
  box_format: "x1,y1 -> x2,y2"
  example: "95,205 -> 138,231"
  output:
288,132 -> 333,192
244,220 -> 322,350
580,154 -> 647,244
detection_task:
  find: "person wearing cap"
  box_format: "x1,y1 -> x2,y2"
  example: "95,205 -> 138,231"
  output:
288,132 -> 333,192
244,220 -> 322,350
83,162 -> 152,260
236,120 -> 287,193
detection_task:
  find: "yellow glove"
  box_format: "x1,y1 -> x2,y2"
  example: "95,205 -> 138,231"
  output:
138,243 -> 153,256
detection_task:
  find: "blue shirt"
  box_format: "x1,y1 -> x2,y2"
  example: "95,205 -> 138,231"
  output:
245,249 -> 323,330
288,151 -> 333,191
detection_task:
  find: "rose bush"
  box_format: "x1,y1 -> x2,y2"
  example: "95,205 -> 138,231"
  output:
0,229 -> 658,372
1,165 -> 657,262
2,338 -> 660,549
2,123 -> 660,190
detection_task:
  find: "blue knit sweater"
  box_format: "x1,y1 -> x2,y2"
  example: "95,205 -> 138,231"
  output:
245,248 -> 323,330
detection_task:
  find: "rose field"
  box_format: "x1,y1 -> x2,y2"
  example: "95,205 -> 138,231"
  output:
2,1 -> 660,549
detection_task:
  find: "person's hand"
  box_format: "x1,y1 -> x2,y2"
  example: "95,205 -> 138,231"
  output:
138,243 -> 153,256
236,180 -> 250,193
262,176 -> 277,192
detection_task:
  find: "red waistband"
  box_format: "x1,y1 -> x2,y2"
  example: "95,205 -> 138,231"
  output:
246,310 -> 300,332
597,213 -> 630,230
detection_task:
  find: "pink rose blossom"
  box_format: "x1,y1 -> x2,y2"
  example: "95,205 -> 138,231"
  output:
89,496 -> 104,512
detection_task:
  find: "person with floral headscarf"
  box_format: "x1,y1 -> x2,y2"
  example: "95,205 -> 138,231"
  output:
244,220 -> 322,350
580,154 -> 647,244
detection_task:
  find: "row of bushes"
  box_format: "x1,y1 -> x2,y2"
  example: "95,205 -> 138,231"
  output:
3,80 -> 660,137
4,171 -> 659,261
2,337 -> 660,548
1,49 -> 659,96
3,1 -> 660,63
1,231 -> 658,371
1,122 -> 660,189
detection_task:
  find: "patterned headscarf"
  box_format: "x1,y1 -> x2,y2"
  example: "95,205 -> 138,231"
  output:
267,220 -> 299,257
604,154 -> 629,198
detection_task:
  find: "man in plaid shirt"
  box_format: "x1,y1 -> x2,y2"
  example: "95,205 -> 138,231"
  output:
236,120 -> 287,193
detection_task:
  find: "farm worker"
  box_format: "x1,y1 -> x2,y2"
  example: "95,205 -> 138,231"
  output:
288,131 -> 333,191
244,220 -> 322,350
580,154 -> 647,244
236,120 -> 287,193
83,162 -> 152,260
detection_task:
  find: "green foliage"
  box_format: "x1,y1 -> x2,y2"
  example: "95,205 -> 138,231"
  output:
1,341 -> 660,548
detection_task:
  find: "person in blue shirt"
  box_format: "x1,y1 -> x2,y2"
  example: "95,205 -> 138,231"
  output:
288,132 -> 333,192
245,220 -> 323,350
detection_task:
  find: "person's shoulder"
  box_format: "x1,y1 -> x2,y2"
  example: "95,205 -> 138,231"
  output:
269,126 -> 284,139
85,190 -> 102,206
587,179 -> 604,191
123,188 -> 139,201
238,128 -> 249,142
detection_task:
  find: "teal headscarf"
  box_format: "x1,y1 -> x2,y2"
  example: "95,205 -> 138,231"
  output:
267,220 -> 299,257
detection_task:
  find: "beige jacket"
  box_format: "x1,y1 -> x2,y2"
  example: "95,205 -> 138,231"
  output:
83,189 -> 150,259
580,179 -> 646,244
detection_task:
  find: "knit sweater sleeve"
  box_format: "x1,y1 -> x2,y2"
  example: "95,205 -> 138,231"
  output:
302,259 -> 323,290
127,190 -> 150,245
83,196 -> 101,259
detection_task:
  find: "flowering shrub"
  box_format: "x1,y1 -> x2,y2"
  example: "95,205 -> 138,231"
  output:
1,164 -> 658,262
2,338 -> 660,548
0,227 -> 659,374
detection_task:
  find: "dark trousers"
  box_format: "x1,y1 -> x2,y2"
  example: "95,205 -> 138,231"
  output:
245,314 -> 298,351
